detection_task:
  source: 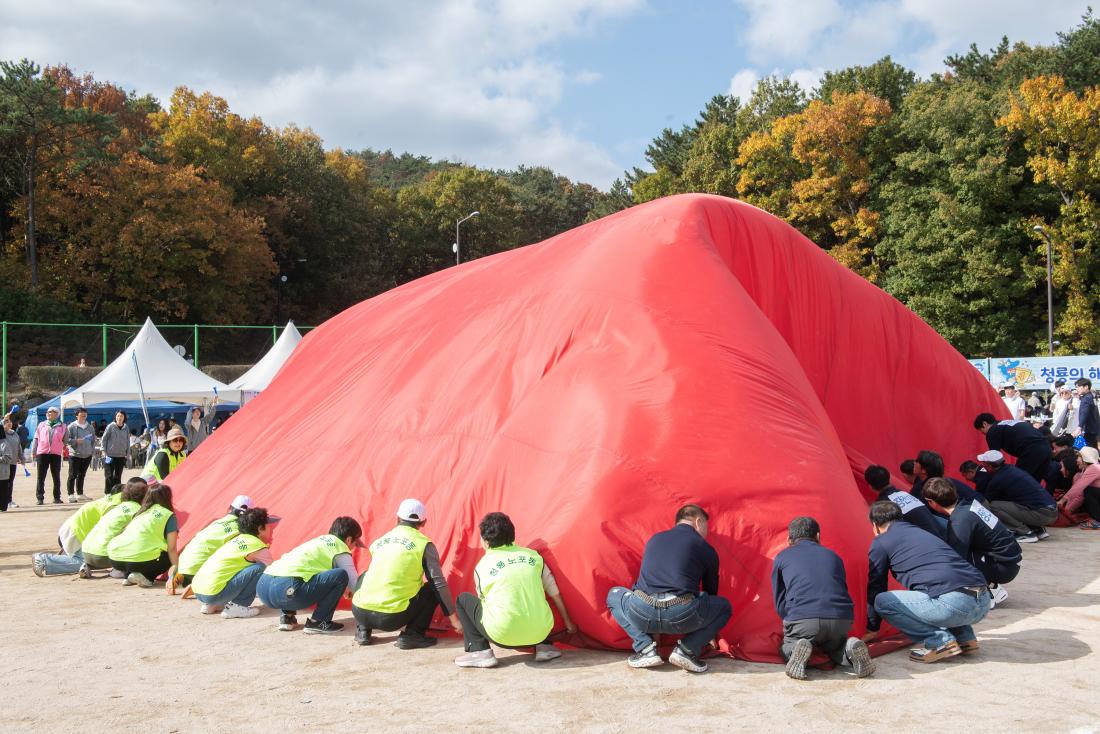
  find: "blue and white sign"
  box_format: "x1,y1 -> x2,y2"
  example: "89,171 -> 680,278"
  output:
981,355 -> 1100,390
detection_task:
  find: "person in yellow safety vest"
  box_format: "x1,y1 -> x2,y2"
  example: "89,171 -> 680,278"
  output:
141,426 -> 187,484
453,512 -> 577,669
78,478 -> 149,577
351,498 -> 462,649
257,516 -> 365,635
32,482 -> 126,577
191,507 -> 281,618
172,494 -> 256,591
107,484 -> 179,588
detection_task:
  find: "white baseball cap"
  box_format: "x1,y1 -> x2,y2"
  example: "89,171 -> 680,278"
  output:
397,498 -> 427,522
977,450 -> 1004,463
1002,382 -> 1016,389
230,494 -> 254,511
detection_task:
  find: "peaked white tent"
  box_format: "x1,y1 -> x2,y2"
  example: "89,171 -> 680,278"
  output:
62,318 -> 241,408
230,321 -> 302,393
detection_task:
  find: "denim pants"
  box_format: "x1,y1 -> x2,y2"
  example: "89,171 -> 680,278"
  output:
606,587 -> 732,656
257,568 -> 348,622
195,563 -> 265,607
41,549 -> 84,575
874,589 -> 990,649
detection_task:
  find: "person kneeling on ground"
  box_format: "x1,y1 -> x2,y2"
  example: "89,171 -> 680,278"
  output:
606,504 -> 732,674
923,478 -> 1021,609
107,484 -> 179,588
453,512 -> 576,669
33,482 -> 126,577
771,516 -> 874,680
257,516 -> 364,634
351,498 -> 461,649
78,478 -> 148,577
977,450 -> 1058,542
864,501 -> 991,663
190,507 -> 280,618
1058,447 -> 1100,529
863,464 -> 944,538
172,494 -> 255,592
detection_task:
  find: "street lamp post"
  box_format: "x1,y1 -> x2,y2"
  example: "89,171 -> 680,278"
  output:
454,210 -> 480,265
1033,225 -> 1054,357
275,274 -> 288,325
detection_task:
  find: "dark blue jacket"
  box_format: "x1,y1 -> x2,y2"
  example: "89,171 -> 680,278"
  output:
875,488 -> 944,539
772,539 -> 854,622
866,522 -> 987,631
947,501 -> 1022,566
635,523 -> 719,596
1079,392 -> 1100,435
982,464 -> 1056,509
985,421 -> 1050,461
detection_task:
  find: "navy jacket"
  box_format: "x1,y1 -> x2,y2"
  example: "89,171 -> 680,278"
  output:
1079,392 -> 1100,435
982,464 -> 1056,509
875,488 -> 943,539
946,501 -> 1022,566
985,421 -> 1051,460
772,539 -> 854,622
635,523 -> 719,596
866,522 -> 987,631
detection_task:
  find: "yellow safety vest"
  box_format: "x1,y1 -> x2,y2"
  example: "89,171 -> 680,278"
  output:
475,544 -> 553,647
107,504 -> 174,562
178,514 -> 240,576
264,534 -> 350,582
69,493 -> 123,542
142,447 -> 187,481
82,500 -> 141,557
191,533 -> 267,597
352,525 -> 430,614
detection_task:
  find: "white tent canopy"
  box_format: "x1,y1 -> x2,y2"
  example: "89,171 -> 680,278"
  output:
230,321 -> 302,392
62,318 -> 241,408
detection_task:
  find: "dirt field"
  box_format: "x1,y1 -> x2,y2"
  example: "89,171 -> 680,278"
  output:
3,465 -> 1100,733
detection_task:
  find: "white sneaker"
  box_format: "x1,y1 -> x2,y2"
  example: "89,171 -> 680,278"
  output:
534,643 -> 562,662
120,575 -> 136,586
76,494 -> 92,502
221,602 -> 260,619
200,603 -> 224,615
127,572 -> 153,588
67,495 -> 78,503
108,569 -> 126,579
990,584 -> 1008,607
7,502 -> 17,509
454,649 -> 498,668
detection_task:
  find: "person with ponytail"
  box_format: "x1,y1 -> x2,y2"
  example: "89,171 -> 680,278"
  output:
107,484 -> 179,587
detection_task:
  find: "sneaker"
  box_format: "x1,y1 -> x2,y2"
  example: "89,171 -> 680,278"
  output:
669,643 -> 708,673
354,626 -> 373,646
627,644 -> 664,669
534,643 -> 562,662
31,553 -> 45,577
395,632 -> 439,649
200,603 -> 224,615
785,638 -> 812,680
76,493 -> 91,502
278,613 -> 299,631
909,640 -> 962,663
303,618 -> 344,635
1079,520 -> 1100,530
959,640 -> 980,656
1015,532 -> 1039,544
8,501 -> 18,509
108,569 -> 126,579
121,574 -> 136,586
989,584 -> 1009,607
1035,528 -> 1050,541
845,637 -> 875,678
35,499 -> 43,506
78,563 -> 91,579
127,572 -> 153,588
52,499 -> 63,505
221,603 -> 259,619
454,649 -> 499,668
67,495 -> 77,503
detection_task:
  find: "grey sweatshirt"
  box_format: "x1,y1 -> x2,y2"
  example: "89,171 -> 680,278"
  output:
0,430 -> 20,466
65,421 -> 96,459
100,422 -> 131,458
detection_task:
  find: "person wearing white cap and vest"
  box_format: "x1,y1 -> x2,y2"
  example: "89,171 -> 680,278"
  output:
257,516 -> 364,634
141,426 -> 187,484
351,498 -> 461,649
31,405 -> 66,505
107,484 -> 179,587
453,512 -> 576,669
191,507 -> 280,618
171,494 -> 256,593
977,450 -> 1058,542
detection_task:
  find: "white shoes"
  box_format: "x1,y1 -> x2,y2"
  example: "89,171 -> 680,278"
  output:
454,649 -> 499,668
200,603 -> 224,615
7,502 -> 17,509
108,569 -> 126,579
221,603 -> 259,619
126,572 -> 153,588
989,584 -> 1009,608
534,644 -> 562,662
67,495 -> 78,503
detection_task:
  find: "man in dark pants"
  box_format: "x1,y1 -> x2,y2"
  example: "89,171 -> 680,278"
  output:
100,411 -> 131,493
977,450 -> 1058,543
31,406 -> 66,504
1074,378 -> 1099,450
974,413 -> 1052,482
607,504 -> 732,673
863,465 -> 944,538
771,516 -> 874,680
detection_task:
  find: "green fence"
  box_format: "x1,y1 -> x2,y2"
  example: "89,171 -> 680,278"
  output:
1,321 -> 315,409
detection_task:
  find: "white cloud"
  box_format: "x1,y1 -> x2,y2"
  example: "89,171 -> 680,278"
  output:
788,67 -> 825,94
727,68 -> 760,101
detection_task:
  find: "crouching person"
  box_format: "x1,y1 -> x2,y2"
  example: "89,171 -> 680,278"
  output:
606,504 -> 732,674
33,482 -> 125,577
771,516 -> 874,680
865,501 -> 991,663
107,485 -> 179,588
190,508 -> 280,618
78,478 -> 148,577
257,516 -> 363,634
453,512 -> 576,668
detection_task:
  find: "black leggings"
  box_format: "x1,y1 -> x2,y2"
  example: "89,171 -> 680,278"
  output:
0,464 -> 14,510
454,591 -> 548,652
36,454 -> 62,501
110,551 -> 171,580
1082,486 -> 1100,522
67,456 -> 91,495
352,583 -> 440,636
104,457 -> 126,494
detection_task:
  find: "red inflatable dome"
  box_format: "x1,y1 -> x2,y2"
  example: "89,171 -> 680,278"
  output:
171,194 -> 1006,662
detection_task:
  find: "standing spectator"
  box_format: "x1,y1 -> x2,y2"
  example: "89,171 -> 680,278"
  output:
100,411 -> 131,492
0,416 -> 24,511
151,419 -> 171,449
183,400 -> 217,452
31,406 -> 66,505
1072,378 -> 1099,450
1002,383 -> 1026,420
65,407 -> 95,502
1051,384 -> 1079,437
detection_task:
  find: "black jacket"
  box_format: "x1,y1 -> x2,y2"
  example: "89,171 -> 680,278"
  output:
772,539 -> 854,622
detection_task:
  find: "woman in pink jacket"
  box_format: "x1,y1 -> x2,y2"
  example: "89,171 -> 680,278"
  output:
1058,447 -> 1100,528
32,406 -> 67,505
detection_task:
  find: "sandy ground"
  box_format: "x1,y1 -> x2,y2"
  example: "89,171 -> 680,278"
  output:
2,465 -> 1100,733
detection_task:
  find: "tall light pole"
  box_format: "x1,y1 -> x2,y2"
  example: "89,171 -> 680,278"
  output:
454,210 -> 480,265
1033,225 -> 1054,357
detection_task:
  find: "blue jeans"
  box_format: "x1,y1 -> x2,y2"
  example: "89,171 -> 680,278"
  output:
874,589 -> 990,649
257,568 -> 348,622
606,586 -> 732,656
195,563 -> 264,607
41,549 -> 84,575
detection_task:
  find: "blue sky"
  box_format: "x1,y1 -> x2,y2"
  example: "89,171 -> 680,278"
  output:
0,1 -> 1093,187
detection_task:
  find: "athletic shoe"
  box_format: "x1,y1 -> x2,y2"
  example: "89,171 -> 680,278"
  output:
121,575 -> 136,586
534,643 -> 562,662
76,494 -> 91,502
1034,527 -> 1051,541
278,613 -> 299,631
127,572 -> 153,588
627,644 -> 664,669
669,643 -> 708,673
394,632 -> 438,649
221,603 -> 259,619
303,618 -> 344,635
989,584 -> 1009,607
959,640 -> 980,656
845,637 -> 875,678
1015,532 -> 1039,543
66,495 -> 77,504
1078,520 -> 1100,530
354,626 -> 373,646
35,499 -> 43,506
8,502 -> 18,509
785,638 -> 812,680
454,649 -> 498,668
31,553 -> 45,577
909,640 -> 962,663
108,569 -> 126,579
52,499 -> 63,505
78,563 -> 91,579
200,603 -> 224,615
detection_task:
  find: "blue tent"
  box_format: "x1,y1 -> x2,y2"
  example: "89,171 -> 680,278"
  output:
24,388 -> 238,436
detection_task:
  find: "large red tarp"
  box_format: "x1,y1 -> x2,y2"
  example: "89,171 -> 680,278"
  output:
171,194 -> 1007,662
